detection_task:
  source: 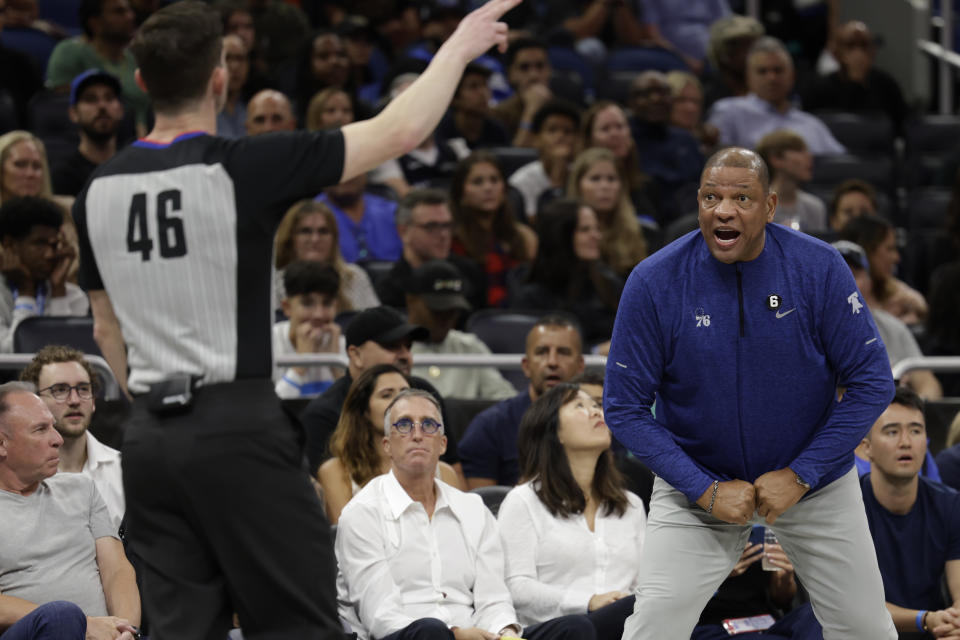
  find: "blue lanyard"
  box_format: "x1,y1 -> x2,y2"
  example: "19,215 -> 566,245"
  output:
12,282 -> 47,315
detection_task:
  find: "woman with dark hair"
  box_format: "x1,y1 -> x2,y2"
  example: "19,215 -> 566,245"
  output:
450,151 -> 538,307
498,383 -> 646,639
318,363 -> 461,523
839,215 -> 927,324
509,198 -> 623,347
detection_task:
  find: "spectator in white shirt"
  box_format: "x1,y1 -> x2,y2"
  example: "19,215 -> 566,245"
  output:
318,364 -> 462,523
755,129 -> 827,233
20,345 -> 124,531
336,388 -> 596,640
272,261 -> 345,398
0,197 -> 89,353
508,100 -> 581,220
498,382 -> 646,639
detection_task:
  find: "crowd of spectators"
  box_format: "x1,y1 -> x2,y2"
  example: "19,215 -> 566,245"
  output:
3,0 -> 960,637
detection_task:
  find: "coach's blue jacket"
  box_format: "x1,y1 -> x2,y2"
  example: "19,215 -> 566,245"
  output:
604,224 -> 895,503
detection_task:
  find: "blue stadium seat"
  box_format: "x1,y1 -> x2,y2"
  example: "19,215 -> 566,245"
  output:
547,46 -> 596,99
810,154 -> 895,193
0,28 -> 57,72
605,46 -> 686,72
13,316 -> 102,357
906,187 -> 952,231
37,0 -> 83,32
814,111 -> 895,157
361,261 -> 396,289
466,309 -> 541,354
466,309 -> 544,390
488,146 -> 539,179
905,115 -> 960,187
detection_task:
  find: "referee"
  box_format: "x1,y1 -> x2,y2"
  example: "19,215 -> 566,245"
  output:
72,1 -> 518,637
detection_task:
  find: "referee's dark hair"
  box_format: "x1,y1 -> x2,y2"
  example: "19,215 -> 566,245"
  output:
283,261 -> 341,299
131,1 -> 224,114
0,197 -> 64,241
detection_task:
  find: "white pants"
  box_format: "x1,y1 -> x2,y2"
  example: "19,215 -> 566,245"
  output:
622,467 -> 896,640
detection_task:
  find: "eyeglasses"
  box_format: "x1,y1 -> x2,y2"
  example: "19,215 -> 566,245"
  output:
38,383 -> 93,402
296,226 -> 332,237
413,221 -> 454,234
391,417 -> 443,435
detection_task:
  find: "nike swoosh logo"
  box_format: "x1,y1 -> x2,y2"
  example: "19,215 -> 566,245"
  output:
865,337 -> 878,345
775,308 -> 796,319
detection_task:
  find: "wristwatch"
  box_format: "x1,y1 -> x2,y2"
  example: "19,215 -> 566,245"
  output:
795,472 -> 811,490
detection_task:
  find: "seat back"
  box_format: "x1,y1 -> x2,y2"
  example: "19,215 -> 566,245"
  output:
465,309 -> 541,355
13,316 -> 102,357
488,147 -> 539,179
904,115 -> 960,187
0,27 -> 57,71
811,154 -> 895,194
815,111 -> 895,157
466,309 -> 543,390
444,397 -> 498,444
470,485 -> 512,516
361,261 -> 396,290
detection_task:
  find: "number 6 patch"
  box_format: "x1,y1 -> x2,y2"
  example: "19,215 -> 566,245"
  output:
766,294 -> 781,310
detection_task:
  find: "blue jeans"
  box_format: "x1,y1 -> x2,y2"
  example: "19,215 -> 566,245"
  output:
0,601 -> 86,640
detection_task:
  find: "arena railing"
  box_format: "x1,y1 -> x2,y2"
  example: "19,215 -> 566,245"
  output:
275,353 -> 609,369
892,356 -> 960,381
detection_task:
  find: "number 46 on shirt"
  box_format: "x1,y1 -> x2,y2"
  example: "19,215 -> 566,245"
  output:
127,189 -> 187,261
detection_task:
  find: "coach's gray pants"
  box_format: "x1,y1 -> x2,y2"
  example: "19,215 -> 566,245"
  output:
622,467 -> 896,640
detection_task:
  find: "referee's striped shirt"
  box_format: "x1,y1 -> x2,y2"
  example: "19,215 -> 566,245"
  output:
74,130 -> 345,394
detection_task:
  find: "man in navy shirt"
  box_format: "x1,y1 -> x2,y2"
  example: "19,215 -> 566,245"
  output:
860,386 -> 960,637
459,313 -> 584,488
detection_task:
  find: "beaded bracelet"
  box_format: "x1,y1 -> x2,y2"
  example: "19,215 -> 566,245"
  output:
706,480 -> 720,514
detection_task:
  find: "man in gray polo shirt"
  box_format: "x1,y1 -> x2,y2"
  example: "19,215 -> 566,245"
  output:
0,382 -> 139,639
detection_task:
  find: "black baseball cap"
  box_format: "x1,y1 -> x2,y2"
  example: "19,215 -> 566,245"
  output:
407,260 -> 472,312
345,306 -> 428,347
70,69 -> 121,106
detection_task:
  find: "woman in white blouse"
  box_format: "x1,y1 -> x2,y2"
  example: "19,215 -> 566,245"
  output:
498,382 -> 647,639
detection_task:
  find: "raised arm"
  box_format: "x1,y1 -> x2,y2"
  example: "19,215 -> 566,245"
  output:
89,289 -> 129,399
339,0 -> 521,182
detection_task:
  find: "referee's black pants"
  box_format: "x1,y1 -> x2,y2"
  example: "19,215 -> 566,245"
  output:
122,379 -> 344,640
